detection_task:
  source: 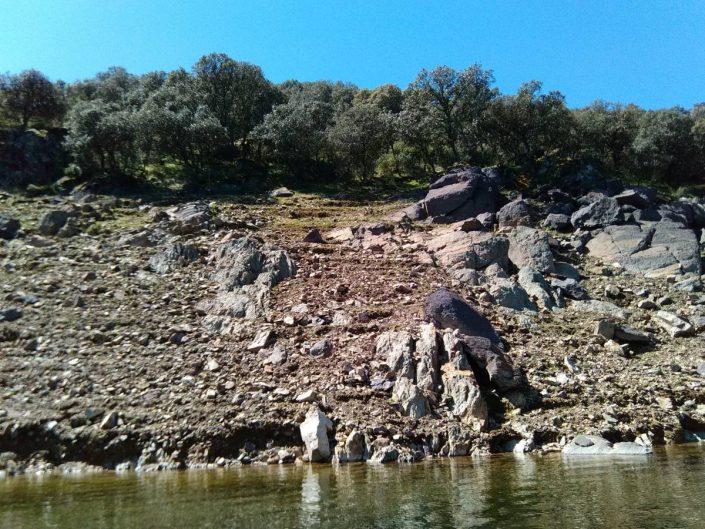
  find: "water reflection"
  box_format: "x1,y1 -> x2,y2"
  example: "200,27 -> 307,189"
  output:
1,446 -> 704,529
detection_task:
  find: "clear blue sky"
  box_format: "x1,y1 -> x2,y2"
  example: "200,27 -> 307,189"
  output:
2,0 -> 704,109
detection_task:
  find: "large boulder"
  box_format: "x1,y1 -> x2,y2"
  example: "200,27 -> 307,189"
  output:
460,335 -> 525,392
38,210 -> 70,236
0,214 -> 20,240
497,199 -> 532,228
586,223 -> 701,277
508,226 -> 555,274
427,231 -> 509,271
164,202 -> 221,234
424,289 -> 501,344
487,277 -> 537,312
300,407 -> 334,462
415,167 -> 500,223
570,197 -> 623,229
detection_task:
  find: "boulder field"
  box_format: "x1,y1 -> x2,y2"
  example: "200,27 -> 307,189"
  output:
1,169 -> 705,475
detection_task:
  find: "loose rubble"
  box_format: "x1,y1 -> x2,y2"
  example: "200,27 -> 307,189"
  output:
1,166 -> 705,476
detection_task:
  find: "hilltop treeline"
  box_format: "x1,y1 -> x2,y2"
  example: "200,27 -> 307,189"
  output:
1,52 -> 704,190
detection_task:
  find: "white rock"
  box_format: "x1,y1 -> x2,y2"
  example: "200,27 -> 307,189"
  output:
299,407 -> 333,462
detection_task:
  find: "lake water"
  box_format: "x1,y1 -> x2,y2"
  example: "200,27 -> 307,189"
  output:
1,446 -> 704,529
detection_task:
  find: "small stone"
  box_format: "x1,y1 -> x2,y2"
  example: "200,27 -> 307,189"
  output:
303,229 -> 325,243
99,411 -> 119,430
309,339 -> 332,358
295,389 -> 318,403
205,359 -> 220,371
248,329 -> 275,351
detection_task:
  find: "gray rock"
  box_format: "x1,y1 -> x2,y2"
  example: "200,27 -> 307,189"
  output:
165,202 -> 219,233
149,243 -> 200,274
551,277 -> 588,300
202,237 -> 297,321
300,407 -> 333,462
571,300 -> 629,320
553,261 -> 581,280
488,277 -> 537,312
419,168 -> 499,222
517,267 -> 563,310
0,214 -> 20,240
543,213 -> 571,231
248,329 -> 275,351
460,335 -> 525,392
586,223 -> 701,278
38,210 -> 69,236
508,226 -> 555,274
442,369 -> 488,427
571,197 -> 623,229
368,445 -> 399,464
476,212 -> 495,230
309,339 -> 332,358
613,187 -> 655,209
376,331 -> 415,375
424,288 -> 501,344
563,435 -> 652,456
344,430 -> 367,462
427,230 -> 509,271
392,377 -> 430,419
415,323 -> 440,394
303,228 -> 325,243
270,187 -> 294,197
653,311 -> 695,338
497,199 -> 532,227
0,307 -> 23,322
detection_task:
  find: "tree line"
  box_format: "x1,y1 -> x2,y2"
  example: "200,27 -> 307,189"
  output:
1,52 -> 704,190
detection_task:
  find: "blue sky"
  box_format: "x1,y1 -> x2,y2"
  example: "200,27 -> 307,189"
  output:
1,0 -> 704,108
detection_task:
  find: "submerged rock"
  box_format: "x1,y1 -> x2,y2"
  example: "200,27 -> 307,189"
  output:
563,435 -> 652,456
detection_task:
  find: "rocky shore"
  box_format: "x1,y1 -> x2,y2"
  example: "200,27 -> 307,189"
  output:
1,169 -> 705,476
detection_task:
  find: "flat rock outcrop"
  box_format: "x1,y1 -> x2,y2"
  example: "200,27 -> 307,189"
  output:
586,222 -> 701,277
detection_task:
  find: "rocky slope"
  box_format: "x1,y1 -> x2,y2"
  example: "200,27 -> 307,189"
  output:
1,171 -> 705,475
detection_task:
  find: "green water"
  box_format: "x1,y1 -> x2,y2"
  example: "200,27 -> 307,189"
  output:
1,446 -> 704,529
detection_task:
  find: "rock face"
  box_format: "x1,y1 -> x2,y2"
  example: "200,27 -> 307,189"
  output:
202,237 -> 297,322
0,214 -> 20,240
407,167 -> 500,223
570,197 -> 623,229
424,289 -> 501,344
300,407 -> 333,462
149,243 -> 200,274
586,223 -> 701,277
508,227 -> 555,274
442,368 -> 488,427
563,435 -> 652,456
